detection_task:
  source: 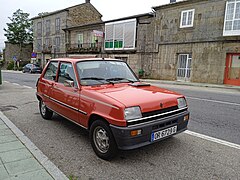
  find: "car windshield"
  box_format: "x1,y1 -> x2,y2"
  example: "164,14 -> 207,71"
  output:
76,60 -> 139,86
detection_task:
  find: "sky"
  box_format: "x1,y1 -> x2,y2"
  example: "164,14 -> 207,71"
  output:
0,0 -> 180,50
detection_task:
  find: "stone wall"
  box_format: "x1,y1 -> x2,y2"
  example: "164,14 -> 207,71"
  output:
68,3 -> 102,26
4,42 -> 33,67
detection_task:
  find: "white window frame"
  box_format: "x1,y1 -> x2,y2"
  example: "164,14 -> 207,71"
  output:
180,9 -> 195,28
104,19 -> 136,50
223,0 -> 240,36
177,54 -> 192,81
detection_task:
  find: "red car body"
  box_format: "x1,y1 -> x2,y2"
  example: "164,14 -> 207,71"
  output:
36,58 -> 189,159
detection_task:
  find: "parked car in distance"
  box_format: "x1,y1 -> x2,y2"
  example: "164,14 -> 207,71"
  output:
22,63 -> 42,73
36,58 -> 190,160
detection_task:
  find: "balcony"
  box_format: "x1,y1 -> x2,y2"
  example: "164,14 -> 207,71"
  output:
67,43 -> 102,54
42,45 -> 52,54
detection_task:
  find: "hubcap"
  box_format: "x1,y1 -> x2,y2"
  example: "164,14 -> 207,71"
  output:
41,101 -> 46,116
93,126 -> 109,153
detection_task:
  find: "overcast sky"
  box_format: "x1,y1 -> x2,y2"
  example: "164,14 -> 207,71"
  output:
0,0 -> 180,50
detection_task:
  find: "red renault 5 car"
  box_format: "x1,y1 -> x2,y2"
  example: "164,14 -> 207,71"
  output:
36,58 -> 189,160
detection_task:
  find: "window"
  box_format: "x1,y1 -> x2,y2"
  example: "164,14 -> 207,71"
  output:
44,62 -> 58,80
46,20 -> 51,36
37,22 -> 42,36
105,19 -> 136,50
37,39 -> 42,51
180,9 -> 195,28
45,38 -> 51,47
58,63 -> 77,87
55,18 -> 60,33
77,33 -> 83,48
223,0 -> 240,36
177,54 -> 192,81
55,37 -> 60,52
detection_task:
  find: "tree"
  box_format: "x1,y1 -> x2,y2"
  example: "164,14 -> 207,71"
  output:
4,9 -> 33,61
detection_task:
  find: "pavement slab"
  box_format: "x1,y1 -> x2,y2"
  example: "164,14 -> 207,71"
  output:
0,141 -> 24,153
4,158 -> 43,176
0,109 -> 68,180
0,148 -> 32,163
0,135 -> 18,144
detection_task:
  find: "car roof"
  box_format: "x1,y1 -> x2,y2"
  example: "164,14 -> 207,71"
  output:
49,58 -> 124,63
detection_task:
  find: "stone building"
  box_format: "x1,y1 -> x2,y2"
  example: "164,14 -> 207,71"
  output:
150,0 -> 240,86
63,13 -> 155,75
31,0 -> 102,67
4,42 -> 33,67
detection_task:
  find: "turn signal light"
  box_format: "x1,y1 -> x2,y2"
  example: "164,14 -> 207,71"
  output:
130,129 -> 142,137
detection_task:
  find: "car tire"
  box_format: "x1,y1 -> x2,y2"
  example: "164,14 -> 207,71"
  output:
90,120 -> 118,160
39,100 -> 53,120
22,70 -> 25,73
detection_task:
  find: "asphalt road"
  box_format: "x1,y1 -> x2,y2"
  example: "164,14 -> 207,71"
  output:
2,71 -> 240,144
1,71 -> 240,179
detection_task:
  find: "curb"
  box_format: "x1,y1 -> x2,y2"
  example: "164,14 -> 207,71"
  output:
141,79 -> 240,90
0,111 -> 68,180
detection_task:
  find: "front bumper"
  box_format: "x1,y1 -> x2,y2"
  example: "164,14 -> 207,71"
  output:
110,110 -> 189,150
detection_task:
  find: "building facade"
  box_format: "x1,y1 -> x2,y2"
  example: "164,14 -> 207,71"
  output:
31,0 -> 240,86
4,42 -> 33,67
151,0 -> 240,86
32,0 -> 102,67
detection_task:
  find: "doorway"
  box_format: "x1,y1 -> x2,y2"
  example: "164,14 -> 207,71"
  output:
177,54 -> 192,81
224,53 -> 240,86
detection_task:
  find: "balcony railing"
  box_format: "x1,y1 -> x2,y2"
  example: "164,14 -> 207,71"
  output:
67,43 -> 102,54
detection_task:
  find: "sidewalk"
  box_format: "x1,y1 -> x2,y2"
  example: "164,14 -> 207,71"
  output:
141,79 -> 240,90
0,112 -> 68,180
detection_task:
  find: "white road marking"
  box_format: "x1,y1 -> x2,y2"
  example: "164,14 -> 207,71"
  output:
23,85 -> 33,89
184,130 -> 240,150
12,83 -> 20,86
3,81 -> 9,83
187,96 -> 240,106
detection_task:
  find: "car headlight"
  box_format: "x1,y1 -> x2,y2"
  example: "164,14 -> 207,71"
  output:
124,106 -> 142,120
177,97 -> 187,109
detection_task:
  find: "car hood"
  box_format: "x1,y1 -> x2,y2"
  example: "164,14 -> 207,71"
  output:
93,83 -> 182,112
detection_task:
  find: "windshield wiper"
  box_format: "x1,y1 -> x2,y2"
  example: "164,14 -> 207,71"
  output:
80,77 -> 112,84
106,77 -> 135,83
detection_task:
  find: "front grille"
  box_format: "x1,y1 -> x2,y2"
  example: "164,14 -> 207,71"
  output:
127,106 -> 187,126
142,106 -> 178,117
152,119 -> 178,130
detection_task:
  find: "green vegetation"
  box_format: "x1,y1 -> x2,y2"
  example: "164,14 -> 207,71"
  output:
4,9 -> 33,60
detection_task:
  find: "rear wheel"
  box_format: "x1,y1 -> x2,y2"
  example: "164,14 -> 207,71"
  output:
90,120 -> 118,160
39,100 -> 53,120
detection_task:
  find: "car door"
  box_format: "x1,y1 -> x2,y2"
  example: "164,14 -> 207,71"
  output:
39,61 -> 59,111
51,61 -> 80,123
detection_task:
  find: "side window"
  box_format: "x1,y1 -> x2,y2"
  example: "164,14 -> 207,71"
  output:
43,62 -> 58,81
58,62 -> 77,87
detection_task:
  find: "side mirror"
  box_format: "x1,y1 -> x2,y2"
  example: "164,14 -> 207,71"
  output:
64,80 -> 74,87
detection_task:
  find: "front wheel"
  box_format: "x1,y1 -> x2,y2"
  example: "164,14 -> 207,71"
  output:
90,120 -> 118,160
39,100 -> 53,120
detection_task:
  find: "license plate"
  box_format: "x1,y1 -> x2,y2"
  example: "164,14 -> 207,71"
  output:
151,126 -> 177,142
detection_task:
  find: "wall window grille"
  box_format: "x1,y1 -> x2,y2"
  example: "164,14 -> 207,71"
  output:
46,20 -> 51,36
37,22 -> 42,36
105,19 -> 136,50
37,39 -> 42,52
55,37 -> 60,52
177,54 -> 192,81
223,0 -> 240,36
55,18 -> 60,34
180,9 -> 195,28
